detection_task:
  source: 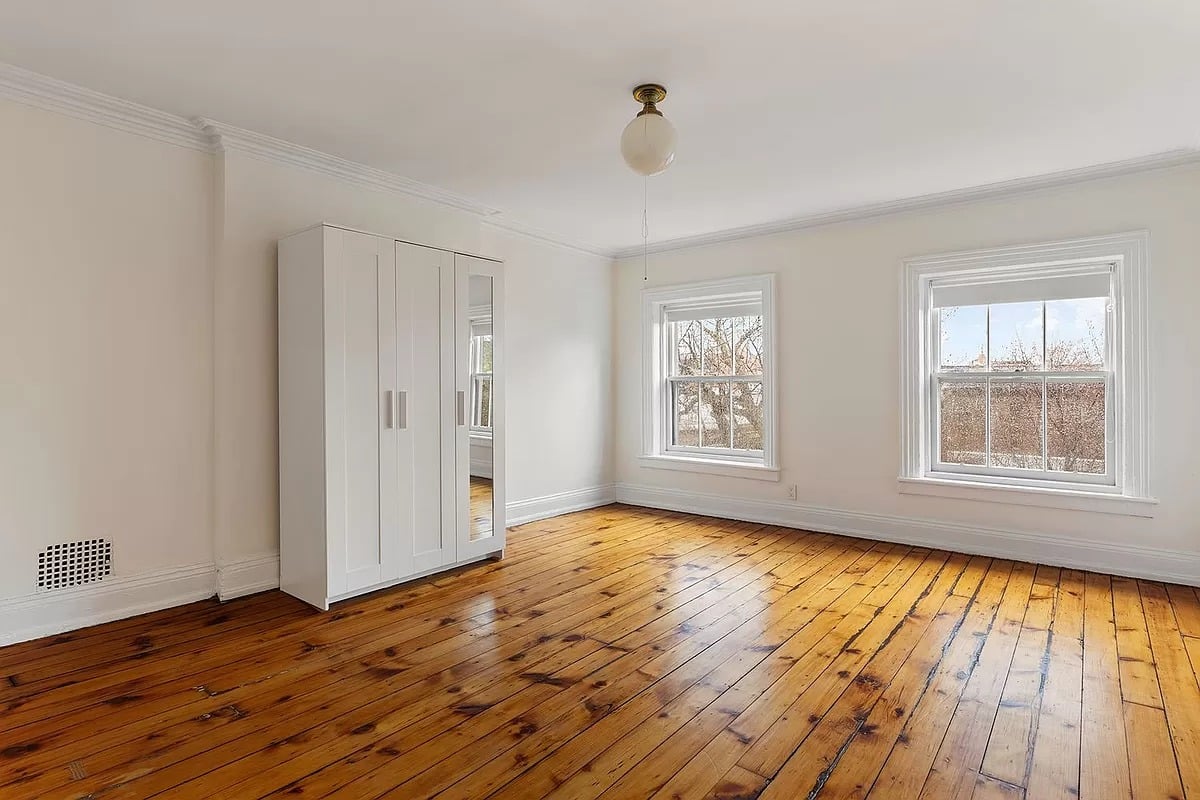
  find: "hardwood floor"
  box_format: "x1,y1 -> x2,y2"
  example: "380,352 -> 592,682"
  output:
2,504 -> 1200,799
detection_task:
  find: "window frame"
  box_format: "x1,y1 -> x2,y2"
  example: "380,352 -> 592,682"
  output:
468,313 -> 493,439
641,275 -> 779,481
899,232 -> 1155,516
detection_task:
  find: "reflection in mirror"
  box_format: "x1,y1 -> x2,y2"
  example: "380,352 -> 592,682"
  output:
467,274 -> 494,541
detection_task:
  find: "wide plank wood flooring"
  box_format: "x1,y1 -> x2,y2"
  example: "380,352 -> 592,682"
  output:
3,505 -> 1200,799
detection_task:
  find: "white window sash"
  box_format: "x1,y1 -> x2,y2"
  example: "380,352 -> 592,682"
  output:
930,371 -> 1115,486
470,373 -> 492,431
931,266 -> 1112,308
665,375 -> 765,454
664,300 -> 763,323
667,375 -> 764,383
666,444 -> 766,460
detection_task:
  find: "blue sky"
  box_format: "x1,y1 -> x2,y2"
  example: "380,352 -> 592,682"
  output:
940,297 -> 1106,369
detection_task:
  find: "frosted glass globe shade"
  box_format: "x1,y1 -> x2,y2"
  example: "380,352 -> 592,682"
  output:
620,113 -> 677,176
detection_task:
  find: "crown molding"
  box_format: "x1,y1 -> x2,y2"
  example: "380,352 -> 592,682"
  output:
198,118 -> 499,217
6,61 -> 1197,262
613,148 -> 1200,259
0,60 -> 605,252
0,61 -> 212,152
481,216 -> 612,259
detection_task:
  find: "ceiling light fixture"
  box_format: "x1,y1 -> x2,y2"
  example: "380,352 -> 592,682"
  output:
620,84 -> 676,177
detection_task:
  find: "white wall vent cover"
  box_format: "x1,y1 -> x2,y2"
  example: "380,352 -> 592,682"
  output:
37,538 -> 113,591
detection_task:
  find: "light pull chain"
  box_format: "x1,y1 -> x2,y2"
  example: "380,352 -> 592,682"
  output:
642,176 -> 649,281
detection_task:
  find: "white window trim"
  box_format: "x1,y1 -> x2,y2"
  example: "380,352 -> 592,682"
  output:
642,274 -> 780,481
899,232 -> 1154,516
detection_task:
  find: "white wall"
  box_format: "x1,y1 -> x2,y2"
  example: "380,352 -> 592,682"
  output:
0,99 -> 216,635
614,163 -> 1200,581
480,228 -> 615,518
0,90 -> 617,641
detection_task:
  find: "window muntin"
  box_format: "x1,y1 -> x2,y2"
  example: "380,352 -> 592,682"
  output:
469,320 -> 492,433
667,315 -> 765,456
931,284 -> 1114,486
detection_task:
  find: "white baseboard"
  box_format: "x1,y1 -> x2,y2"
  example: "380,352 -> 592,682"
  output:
506,484 -> 616,527
0,563 -> 217,646
217,553 -> 281,600
614,483 -> 1200,587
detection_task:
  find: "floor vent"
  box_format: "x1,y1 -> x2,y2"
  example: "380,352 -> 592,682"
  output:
37,539 -> 112,591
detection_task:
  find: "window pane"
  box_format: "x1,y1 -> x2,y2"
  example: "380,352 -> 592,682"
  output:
701,318 -> 734,377
938,381 -> 985,465
473,376 -> 491,428
674,321 -> 700,377
672,381 -> 699,447
698,381 -> 732,448
733,316 -> 764,376
1047,380 -> 1106,474
990,301 -> 1043,371
989,380 -> 1043,469
732,381 -> 764,450
1046,298 -> 1106,371
479,335 -> 493,373
939,305 -> 987,371
480,377 -> 491,427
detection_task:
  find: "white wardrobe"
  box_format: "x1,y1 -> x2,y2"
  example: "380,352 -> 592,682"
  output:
278,224 -> 504,610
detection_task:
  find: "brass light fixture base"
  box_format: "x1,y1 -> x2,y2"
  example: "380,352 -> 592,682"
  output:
633,83 -> 667,117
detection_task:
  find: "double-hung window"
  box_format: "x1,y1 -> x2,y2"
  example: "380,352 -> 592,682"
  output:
900,233 -> 1153,515
641,275 -> 778,480
469,317 -> 493,433
932,274 -> 1112,481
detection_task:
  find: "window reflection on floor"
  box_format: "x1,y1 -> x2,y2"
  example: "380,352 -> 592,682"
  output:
470,476 -> 493,541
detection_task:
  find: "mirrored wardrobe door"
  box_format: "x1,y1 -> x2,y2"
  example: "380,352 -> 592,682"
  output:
455,254 -> 504,559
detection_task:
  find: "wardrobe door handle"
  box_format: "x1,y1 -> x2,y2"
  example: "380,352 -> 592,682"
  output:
384,390 -> 394,429
457,390 -> 466,427
397,390 -> 408,430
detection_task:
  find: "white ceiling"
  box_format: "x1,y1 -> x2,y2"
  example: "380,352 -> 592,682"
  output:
1,0 -> 1197,252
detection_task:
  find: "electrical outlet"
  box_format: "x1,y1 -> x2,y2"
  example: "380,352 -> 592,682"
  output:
787,484 -> 798,501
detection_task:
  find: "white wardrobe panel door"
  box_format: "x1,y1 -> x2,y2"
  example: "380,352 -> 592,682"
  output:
340,233 -> 385,592
390,263 -> 414,582
438,253 -> 458,568
411,255 -> 446,565
453,258 -> 471,556
378,246 -> 404,582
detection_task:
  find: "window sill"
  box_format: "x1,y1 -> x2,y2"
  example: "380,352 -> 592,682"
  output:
639,454 -> 781,482
897,475 -> 1157,518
